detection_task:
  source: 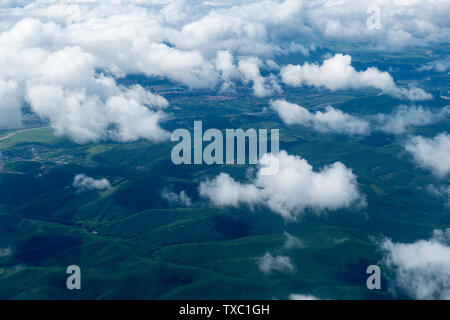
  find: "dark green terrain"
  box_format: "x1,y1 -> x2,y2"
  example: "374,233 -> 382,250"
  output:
0,47 -> 449,299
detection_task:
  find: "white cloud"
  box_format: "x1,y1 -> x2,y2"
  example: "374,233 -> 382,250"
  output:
375,105 -> 450,134
161,189 -> 192,207
215,50 -> 238,92
161,0 -> 187,25
199,150 -> 366,220
271,101 -> 449,136
404,133 -> 450,178
380,229 -> 450,300
280,54 -> 432,101
174,0 -> 304,57
419,56 -> 450,72
198,172 -> 261,208
271,99 -> 370,135
258,252 -> 295,274
283,231 -> 305,249
178,0 -> 450,52
73,174 -> 111,192
289,293 -> 320,300
238,57 -> 281,97
0,24 -> 170,142
26,80 -> 169,144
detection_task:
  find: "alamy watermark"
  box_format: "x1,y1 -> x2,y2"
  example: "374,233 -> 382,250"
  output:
366,5 -> 382,30
171,121 -> 280,175
366,265 -> 381,290
66,265 -> 81,290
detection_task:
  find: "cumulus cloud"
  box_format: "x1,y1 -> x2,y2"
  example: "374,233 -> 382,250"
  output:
404,133 -> 450,178
215,52 -> 282,96
280,54 -> 432,101
215,50 -> 238,92
175,0 -> 304,57
374,105 -> 450,134
0,21 -> 170,142
380,229 -> 450,300
0,0 -> 303,92
199,150 -> 366,220
198,172 -> 261,208
26,81 -> 169,143
258,252 -> 295,274
73,174 -> 111,192
238,57 -> 281,97
161,189 -> 192,207
271,99 -> 370,135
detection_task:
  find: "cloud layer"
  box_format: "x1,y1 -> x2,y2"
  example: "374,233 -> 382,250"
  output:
1,0 -> 448,142
280,54 -> 432,101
